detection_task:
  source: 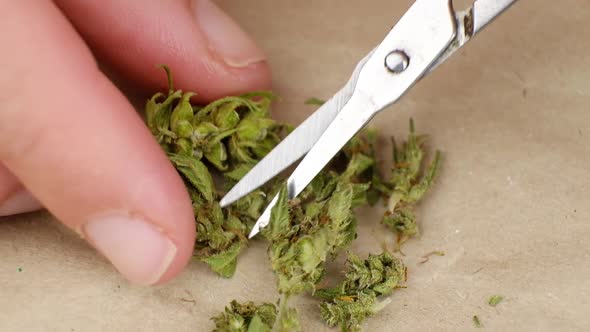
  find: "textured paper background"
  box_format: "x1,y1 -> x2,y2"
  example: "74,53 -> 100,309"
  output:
1,1 -> 590,331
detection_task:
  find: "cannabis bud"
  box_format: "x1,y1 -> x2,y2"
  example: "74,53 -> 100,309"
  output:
145,66 -> 288,277
262,182 -> 359,296
212,300 -> 277,332
145,71 -> 444,331
315,252 -> 406,332
381,119 -> 441,247
257,125 -> 388,295
212,299 -> 300,332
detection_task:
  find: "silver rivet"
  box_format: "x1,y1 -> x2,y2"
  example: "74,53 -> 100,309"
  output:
385,50 -> 409,74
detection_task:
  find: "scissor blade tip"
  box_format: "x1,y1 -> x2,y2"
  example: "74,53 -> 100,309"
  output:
219,196 -> 231,208
221,183 -> 255,207
220,189 -> 243,207
248,228 -> 259,239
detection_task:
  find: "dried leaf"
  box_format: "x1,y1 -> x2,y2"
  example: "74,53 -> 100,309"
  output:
201,242 -> 242,278
488,295 -> 504,307
169,154 -> 215,203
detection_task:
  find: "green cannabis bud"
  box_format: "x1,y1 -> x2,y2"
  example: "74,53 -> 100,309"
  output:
212,299 -> 300,332
340,128 -> 390,206
145,66 -> 288,277
212,300 -> 276,332
145,72 -> 445,331
262,181 -> 360,296
315,252 -> 406,332
259,128 -> 384,296
381,119 -> 441,247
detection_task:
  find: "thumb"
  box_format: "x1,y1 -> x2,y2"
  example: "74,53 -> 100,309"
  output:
0,0 -> 195,286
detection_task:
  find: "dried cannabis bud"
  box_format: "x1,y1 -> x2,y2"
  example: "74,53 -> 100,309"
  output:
340,128 -> 390,206
260,135 -> 381,297
381,119 -> 441,247
212,300 -> 277,332
145,66 -> 288,277
212,299 -> 300,332
315,252 -> 406,332
146,72 -> 444,330
305,98 -> 387,206
262,182 -> 360,296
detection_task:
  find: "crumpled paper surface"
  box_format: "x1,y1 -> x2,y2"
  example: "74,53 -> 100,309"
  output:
1,1 -> 589,331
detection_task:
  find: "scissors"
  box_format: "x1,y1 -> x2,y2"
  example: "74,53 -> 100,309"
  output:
220,0 -> 520,238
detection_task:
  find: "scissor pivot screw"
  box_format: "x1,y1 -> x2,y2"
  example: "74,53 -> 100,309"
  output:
385,50 -> 409,74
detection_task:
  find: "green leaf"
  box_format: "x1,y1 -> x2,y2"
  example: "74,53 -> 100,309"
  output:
201,242 -> 242,278
236,117 -> 274,141
406,150 -> 442,202
174,137 -> 193,155
214,101 -> 241,130
204,142 -> 229,171
327,183 -> 353,230
264,185 -> 291,240
247,315 -> 270,332
193,122 -> 220,139
224,164 -> 254,182
170,92 -> 195,133
145,92 -> 164,132
342,153 -> 375,180
168,154 -> 215,202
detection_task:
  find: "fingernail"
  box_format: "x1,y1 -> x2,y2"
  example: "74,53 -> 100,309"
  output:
83,214 -> 177,285
0,189 -> 42,216
193,0 -> 267,68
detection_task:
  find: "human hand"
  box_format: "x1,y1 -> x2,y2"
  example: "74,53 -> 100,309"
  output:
0,0 -> 270,285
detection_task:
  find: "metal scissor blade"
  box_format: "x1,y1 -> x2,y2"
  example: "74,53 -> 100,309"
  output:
249,0 -> 460,238
223,0 -> 520,207
427,0 -> 519,74
249,91 -> 379,237
219,51 -> 374,208
473,0 -> 519,33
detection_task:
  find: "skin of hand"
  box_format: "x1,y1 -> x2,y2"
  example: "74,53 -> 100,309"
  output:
0,0 -> 270,286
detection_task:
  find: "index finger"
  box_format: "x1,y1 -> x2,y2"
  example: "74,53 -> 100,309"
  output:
55,0 -> 271,102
